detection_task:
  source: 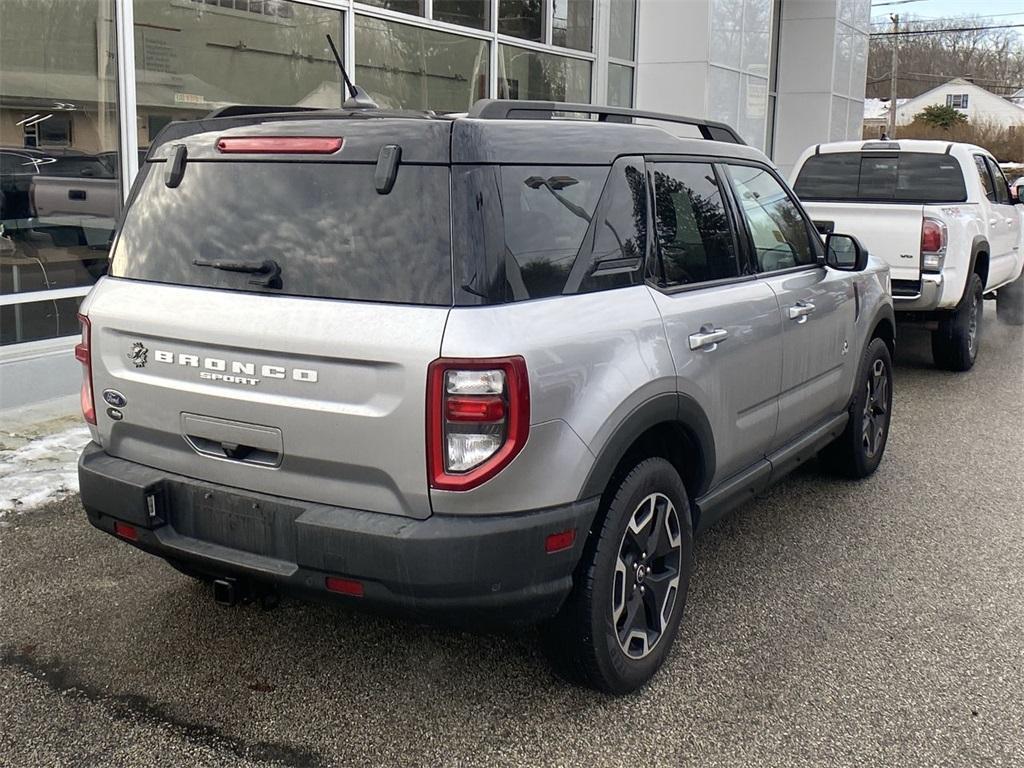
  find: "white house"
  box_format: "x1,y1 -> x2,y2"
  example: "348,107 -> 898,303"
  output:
894,78 -> 1024,128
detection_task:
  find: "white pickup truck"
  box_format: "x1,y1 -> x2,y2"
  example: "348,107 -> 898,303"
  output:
792,140 -> 1024,371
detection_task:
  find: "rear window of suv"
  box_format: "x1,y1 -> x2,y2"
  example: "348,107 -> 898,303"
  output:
111,161 -> 452,305
794,151 -> 967,203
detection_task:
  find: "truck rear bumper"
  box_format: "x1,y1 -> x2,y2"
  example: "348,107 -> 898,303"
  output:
894,272 -> 943,312
79,442 -> 599,625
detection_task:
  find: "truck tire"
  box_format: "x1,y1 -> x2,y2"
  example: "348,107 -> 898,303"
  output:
996,270 -> 1024,326
932,272 -> 983,371
820,337 -> 893,479
540,458 -> 693,694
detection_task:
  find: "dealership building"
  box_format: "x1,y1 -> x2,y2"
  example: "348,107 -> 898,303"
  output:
0,0 -> 869,412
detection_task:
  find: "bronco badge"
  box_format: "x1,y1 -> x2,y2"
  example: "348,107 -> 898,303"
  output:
127,342 -> 148,368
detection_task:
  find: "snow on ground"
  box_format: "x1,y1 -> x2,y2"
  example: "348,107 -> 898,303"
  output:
0,424 -> 91,515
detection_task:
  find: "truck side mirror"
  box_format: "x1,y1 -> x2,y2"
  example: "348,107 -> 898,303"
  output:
824,233 -> 868,271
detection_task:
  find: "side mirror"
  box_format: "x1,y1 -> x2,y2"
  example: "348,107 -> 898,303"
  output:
824,233 -> 868,271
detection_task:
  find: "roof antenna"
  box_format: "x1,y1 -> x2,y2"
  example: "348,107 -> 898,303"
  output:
326,33 -> 377,110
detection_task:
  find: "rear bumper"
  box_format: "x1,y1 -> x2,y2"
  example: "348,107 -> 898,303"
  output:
78,443 -> 599,625
894,272 -> 943,312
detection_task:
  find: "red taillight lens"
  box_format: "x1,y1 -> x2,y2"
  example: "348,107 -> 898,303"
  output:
216,136 -> 343,154
921,218 -> 946,254
325,576 -> 364,597
75,314 -> 96,425
426,357 -> 530,491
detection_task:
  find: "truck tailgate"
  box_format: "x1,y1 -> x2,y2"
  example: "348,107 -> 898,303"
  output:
802,201 -> 923,284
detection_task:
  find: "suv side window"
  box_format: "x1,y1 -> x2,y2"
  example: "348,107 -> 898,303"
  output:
984,156 -> 1012,204
974,155 -> 996,201
651,162 -> 741,288
725,164 -> 817,272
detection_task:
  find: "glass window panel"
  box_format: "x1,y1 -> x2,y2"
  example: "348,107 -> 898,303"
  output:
499,0 -> 544,42
709,0 -> 742,69
0,0 -> 119,345
609,0 -> 636,60
433,0 -> 490,30
832,26 -> 853,96
356,15 -> 489,112
552,0 -> 593,52
975,156 -> 996,202
830,95 -> 848,141
361,0 -> 425,16
794,153 -> 967,203
726,164 -> 816,271
708,66 -> 740,130
653,163 -> 740,287
607,64 -> 633,107
498,45 -> 591,102
741,0 -> 772,77
739,74 -> 768,151
133,0 -> 345,136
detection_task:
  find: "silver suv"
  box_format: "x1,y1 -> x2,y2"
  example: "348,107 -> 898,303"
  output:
76,100 -> 895,693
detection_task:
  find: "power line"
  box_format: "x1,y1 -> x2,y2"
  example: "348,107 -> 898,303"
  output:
871,23 -> 1024,36
872,12 -> 1024,24
871,1 -> 925,6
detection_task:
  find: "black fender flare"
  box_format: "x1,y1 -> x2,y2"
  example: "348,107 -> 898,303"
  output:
965,236 -> 990,300
578,392 -> 716,501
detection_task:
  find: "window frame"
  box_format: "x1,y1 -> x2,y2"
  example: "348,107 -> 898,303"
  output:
720,157 -> 825,277
983,155 -> 1012,205
974,154 -> 997,202
643,154 -> 755,296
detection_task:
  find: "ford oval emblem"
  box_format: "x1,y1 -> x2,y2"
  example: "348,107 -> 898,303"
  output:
103,389 -> 127,408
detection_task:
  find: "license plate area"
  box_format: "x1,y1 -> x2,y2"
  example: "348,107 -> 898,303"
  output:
168,482 -> 302,561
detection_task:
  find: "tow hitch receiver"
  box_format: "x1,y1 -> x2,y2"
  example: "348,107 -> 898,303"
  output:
212,577 -> 240,606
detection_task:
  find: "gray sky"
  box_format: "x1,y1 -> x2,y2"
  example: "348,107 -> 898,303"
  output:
870,0 -> 1024,26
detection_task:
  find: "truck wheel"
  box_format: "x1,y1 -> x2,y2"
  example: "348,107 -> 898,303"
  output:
540,458 -> 693,694
996,271 -> 1024,326
820,337 -> 893,479
931,272 -> 983,371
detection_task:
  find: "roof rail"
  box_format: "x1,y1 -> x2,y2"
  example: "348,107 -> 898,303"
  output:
203,104 -> 326,119
467,99 -> 746,145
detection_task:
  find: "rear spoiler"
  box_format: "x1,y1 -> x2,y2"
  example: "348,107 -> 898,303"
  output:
468,100 -> 746,145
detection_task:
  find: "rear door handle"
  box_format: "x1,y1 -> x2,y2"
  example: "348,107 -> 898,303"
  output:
688,327 -> 729,350
788,301 -> 816,323
68,189 -> 87,201
989,218 -> 999,227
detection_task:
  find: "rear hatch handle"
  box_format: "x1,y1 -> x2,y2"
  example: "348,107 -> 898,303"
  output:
192,257 -> 282,288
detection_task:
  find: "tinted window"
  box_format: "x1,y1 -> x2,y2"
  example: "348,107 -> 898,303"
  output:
794,152 -> 967,203
500,165 -> 606,299
653,163 -> 740,287
974,156 -> 995,202
728,164 -> 816,272
111,162 -> 452,305
984,157 -> 1011,204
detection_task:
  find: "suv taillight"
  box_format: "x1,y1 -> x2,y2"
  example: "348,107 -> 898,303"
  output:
921,218 -> 947,273
74,314 -> 96,425
426,357 -> 529,491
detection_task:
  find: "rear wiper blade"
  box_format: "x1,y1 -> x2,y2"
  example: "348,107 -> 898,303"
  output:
192,258 -> 281,289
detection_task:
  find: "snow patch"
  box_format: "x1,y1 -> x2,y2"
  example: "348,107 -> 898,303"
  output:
0,425 -> 91,515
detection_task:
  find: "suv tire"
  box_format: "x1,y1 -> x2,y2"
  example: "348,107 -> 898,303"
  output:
540,457 -> 693,694
996,271 -> 1024,326
820,337 -> 893,479
932,272 -> 983,371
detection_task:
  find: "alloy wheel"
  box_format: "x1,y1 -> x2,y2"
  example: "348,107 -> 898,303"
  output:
862,358 -> 890,459
611,492 -> 682,659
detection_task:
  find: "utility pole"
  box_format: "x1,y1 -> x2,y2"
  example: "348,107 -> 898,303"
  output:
888,13 -> 899,139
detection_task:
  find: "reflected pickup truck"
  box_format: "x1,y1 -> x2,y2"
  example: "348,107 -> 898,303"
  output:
792,140 -> 1024,371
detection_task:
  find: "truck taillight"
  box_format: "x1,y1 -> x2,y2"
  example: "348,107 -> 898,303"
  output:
921,218 -> 947,273
74,314 -> 96,425
426,357 -> 529,491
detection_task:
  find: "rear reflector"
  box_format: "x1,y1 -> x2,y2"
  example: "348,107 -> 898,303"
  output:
216,136 -> 343,154
325,576 -> 364,597
446,395 -> 506,422
113,521 -> 138,541
545,529 -> 576,554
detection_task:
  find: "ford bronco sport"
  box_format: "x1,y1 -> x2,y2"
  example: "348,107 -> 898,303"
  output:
77,100 -> 895,693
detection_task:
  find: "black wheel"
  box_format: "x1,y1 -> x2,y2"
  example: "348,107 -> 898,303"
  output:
996,270 -> 1024,326
932,272 -> 983,371
165,557 -> 214,583
540,457 -> 693,694
820,336 -> 893,479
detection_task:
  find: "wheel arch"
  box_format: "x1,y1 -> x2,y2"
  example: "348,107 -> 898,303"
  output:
969,236 -> 990,294
578,393 -> 716,528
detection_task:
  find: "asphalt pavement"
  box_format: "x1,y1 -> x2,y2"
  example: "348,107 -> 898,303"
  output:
2,313 -> 1022,768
